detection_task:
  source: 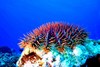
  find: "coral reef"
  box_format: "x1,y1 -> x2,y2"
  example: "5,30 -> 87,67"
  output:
0,46 -> 19,67
17,22 -> 100,67
0,46 -> 12,53
81,54 -> 100,67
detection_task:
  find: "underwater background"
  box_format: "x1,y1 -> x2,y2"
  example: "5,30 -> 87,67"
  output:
0,0 -> 100,52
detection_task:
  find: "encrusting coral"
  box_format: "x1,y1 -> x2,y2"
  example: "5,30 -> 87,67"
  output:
16,22 -> 100,67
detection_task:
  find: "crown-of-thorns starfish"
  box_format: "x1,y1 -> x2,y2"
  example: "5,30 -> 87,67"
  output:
19,22 -> 88,50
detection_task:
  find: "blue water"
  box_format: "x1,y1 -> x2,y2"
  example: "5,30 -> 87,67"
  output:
0,0 -> 100,52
